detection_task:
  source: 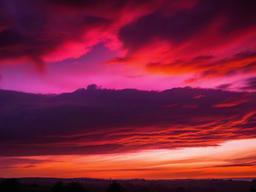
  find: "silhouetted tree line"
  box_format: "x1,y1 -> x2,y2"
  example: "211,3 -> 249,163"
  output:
0,178 -> 255,192
251,180 -> 256,192
52,182 -> 86,192
0,179 -> 21,192
0,179 -> 124,192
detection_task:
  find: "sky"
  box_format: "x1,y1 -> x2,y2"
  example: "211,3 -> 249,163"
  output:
0,0 -> 256,179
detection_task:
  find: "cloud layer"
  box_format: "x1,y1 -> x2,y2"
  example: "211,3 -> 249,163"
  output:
115,0 -> 256,81
0,87 -> 255,156
0,0 -> 255,84
0,0 -> 159,65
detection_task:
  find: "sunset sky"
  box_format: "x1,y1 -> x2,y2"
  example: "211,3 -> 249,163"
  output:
0,0 -> 256,179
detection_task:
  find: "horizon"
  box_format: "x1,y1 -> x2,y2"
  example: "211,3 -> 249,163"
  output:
1,177 -> 255,181
0,0 -> 256,182
0,84 -> 248,94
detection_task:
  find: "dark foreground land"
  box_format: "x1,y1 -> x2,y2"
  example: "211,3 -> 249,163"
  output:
0,178 -> 256,192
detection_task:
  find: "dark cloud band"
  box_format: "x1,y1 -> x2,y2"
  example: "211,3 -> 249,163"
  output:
0,87 -> 255,156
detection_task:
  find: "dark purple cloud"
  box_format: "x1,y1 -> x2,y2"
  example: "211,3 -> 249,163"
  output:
216,83 -> 233,90
0,86 -> 256,156
241,77 -> 256,91
0,0 -> 160,66
0,0 -> 112,66
119,0 -> 256,51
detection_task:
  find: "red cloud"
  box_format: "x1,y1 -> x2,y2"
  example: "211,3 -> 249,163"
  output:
2,0 -> 255,80
111,0 -> 256,80
0,0 -> 161,66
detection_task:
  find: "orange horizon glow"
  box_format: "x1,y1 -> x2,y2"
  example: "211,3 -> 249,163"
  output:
2,138 -> 256,179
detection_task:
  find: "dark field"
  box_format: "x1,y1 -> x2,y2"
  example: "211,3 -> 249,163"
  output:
0,178 -> 256,192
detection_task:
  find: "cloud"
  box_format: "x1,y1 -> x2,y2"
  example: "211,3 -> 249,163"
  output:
241,77 -> 256,91
112,0 -> 256,79
119,0 -> 256,51
1,0 -> 254,79
0,0 -> 105,65
216,83 -> 233,90
0,87 -> 256,156
0,157 -> 54,169
0,0 -> 160,66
